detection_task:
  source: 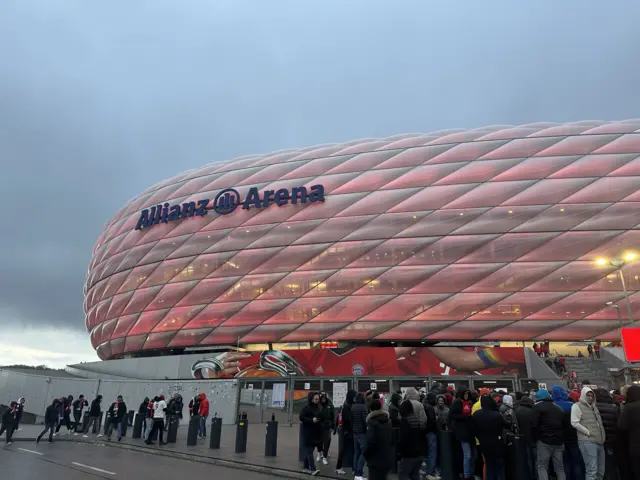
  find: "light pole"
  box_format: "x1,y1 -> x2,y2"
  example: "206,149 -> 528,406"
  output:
596,253 -> 636,326
606,301 -> 627,362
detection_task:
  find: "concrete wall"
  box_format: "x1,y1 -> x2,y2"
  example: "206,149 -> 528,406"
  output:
0,369 -> 238,425
524,348 -> 562,388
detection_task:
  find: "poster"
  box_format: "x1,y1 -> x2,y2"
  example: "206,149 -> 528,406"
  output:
190,346 -> 527,380
332,382 -> 348,407
270,383 -> 286,409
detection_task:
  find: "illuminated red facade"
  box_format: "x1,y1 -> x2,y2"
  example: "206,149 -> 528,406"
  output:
85,120 -> 640,360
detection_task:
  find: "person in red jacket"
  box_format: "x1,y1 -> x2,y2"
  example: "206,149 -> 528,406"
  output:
198,393 -> 209,439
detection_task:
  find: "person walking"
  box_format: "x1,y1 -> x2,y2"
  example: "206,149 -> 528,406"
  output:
0,401 -> 18,444
138,397 -> 150,438
147,395 -> 167,446
593,344 -> 600,360
351,392 -> 369,480
317,392 -> 335,465
335,390 -> 356,476
618,385 -> 640,479
473,396 -> 510,480
422,392 -> 439,480
397,399 -> 423,480
37,399 -> 60,443
145,396 -> 157,443
14,397 -> 25,432
83,394 -> 102,438
72,395 -> 88,434
364,398 -> 393,480
450,387 -> 476,480
533,389 -> 566,480
55,395 -> 73,435
571,387 -> 605,480
515,395 -> 537,480
198,393 -> 209,438
299,391 -> 322,476
594,388 -> 621,480
106,395 -> 127,442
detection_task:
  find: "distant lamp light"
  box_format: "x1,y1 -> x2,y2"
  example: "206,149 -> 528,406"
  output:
625,252 -> 637,262
596,258 -> 608,266
606,301 -> 614,305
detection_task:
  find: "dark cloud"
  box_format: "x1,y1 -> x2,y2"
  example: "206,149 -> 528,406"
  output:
1,0 -> 640,332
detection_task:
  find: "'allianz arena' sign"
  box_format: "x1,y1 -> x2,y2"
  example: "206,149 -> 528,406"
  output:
135,184 -> 325,230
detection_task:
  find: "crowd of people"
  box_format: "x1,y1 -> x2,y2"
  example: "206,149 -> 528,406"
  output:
299,383 -> 640,480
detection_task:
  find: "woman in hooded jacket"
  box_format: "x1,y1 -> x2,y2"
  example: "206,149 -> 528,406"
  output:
299,391 -> 322,475
317,392 -> 335,465
473,396 -> 511,480
363,399 -> 393,480
388,393 -> 401,428
450,387 -> 476,480
335,390 -> 356,476
138,397 -> 150,438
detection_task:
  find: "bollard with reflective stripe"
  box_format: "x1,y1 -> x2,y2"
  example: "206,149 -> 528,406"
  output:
210,415 -> 222,449
438,427 -> 458,480
235,412 -> 248,453
187,415 -> 199,446
264,419 -> 278,457
132,413 -> 144,439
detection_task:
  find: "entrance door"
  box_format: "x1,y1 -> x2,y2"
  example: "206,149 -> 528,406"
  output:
472,377 -> 516,393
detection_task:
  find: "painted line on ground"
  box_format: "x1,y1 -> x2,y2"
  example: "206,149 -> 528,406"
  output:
71,462 -> 116,476
18,448 -> 43,455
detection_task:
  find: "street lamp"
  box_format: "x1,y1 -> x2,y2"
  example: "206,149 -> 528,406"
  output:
596,253 -> 636,326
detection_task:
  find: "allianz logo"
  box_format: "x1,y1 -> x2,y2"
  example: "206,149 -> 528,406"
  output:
135,184 -> 325,230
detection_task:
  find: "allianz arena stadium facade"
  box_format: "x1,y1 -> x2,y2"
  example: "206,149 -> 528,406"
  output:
85,120 -> 640,360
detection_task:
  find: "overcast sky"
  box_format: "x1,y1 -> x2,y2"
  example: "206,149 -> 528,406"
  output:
1,1 -> 640,367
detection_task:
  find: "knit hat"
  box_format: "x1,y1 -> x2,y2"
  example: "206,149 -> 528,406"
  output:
568,391 -> 580,402
536,390 -> 551,401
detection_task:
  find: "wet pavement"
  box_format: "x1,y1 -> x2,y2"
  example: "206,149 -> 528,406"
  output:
0,440 -> 283,479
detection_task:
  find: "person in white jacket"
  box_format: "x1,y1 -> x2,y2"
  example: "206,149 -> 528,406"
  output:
570,387 -> 605,480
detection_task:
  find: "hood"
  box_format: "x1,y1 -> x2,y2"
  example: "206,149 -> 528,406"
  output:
307,392 -> 318,405
481,395 -> 498,411
426,392 -> 437,406
436,394 -> 449,407
390,393 -> 401,407
568,391 -> 580,402
160,394 -> 165,400
17,397 -> 25,404
200,393 -> 206,400
515,392 -> 523,401
551,385 -> 569,402
355,392 -> 365,404
478,388 -> 491,397
404,387 -> 420,402
96,395 -> 102,401
143,397 -> 149,404
595,388 -> 613,404
536,390 -> 552,401
580,387 -> 595,404
346,390 -> 357,405
627,385 -> 640,403
456,386 -> 470,399
503,395 -> 514,408
366,409 -> 389,425
519,397 -> 534,408
399,399 -> 414,417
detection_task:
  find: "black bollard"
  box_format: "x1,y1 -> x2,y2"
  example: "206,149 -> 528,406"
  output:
438,426 -> 457,480
103,416 -> 111,436
80,412 -> 90,434
210,415 -> 222,449
235,412 -> 248,453
167,415 -> 179,443
338,427 -> 353,468
187,415 -> 199,446
132,413 -> 144,439
120,417 -> 129,438
127,410 -> 135,426
265,416 -> 278,457
505,432 -> 528,480
298,422 -> 305,462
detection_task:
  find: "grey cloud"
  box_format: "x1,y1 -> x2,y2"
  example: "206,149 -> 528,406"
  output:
1,0 -> 640,331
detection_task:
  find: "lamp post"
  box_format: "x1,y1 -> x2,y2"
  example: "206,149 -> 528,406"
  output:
596,253 -> 636,326
606,301 -> 627,362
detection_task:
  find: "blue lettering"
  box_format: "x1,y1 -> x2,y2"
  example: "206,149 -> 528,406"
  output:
135,209 -> 151,230
195,199 -> 209,216
291,186 -> 308,204
242,187 -> 262,210
309,184 -> 325,203
274,188 -> 290,206
167,205 -> 181,221
181,202 -> 196,218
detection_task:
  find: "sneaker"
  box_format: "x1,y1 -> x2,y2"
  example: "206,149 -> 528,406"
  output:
427,475 -> 441,480
355,477 -> 363,480
322,457 -> 328,465
36,437 -> 41,444
316,453 -> 322,462
336,469 -> 346,475
82,435 -> 88,438
53,433 -> 58,437
97,434 -> 103,437
6,442 -> 12,446
302,469 -> 311,474
311,471 -> 320,476
74,433 -> 79,436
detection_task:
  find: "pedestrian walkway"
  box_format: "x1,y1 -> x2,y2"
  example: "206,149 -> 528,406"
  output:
4,423 -> 352,479
564,356 -> 613,389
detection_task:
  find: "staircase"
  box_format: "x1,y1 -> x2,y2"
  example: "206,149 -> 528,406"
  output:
563,357 -> 613,389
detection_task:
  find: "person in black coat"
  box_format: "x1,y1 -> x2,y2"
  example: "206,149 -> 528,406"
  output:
532,389 -> 565,480
0,401 -> 18,444
515,396 -> 536,480
423,392 -> 439,478
335,389 -> 356,475
450,387 -> 476,480
37,399 -> 60,443
299,391 -> 322,475
388,393 -> 401,428
138,397 -> 150,437
84,395 -> 102,437
352,392 -> 369,479
71,394 -> 88,433
364,399 -> 393,480
106,395 -> 127,442
397,399 -> 423,480
617,385 -> 640,479
56,395 -> 74,434
317,392 -> 335,464
595,388 -> 622,480
473,396 -> 510,480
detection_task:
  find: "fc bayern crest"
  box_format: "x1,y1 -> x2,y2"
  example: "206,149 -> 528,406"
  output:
352,364 -> 364,376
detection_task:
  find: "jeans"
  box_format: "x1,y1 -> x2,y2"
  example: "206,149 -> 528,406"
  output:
56,414 -> 71,432
578,440 -> 605,480
353,433 -> 367,477
537,441 -> 565,480
72,413 -> 81,431
147,419 -> 165,444
461,441 -> 477,478
485,455 -> 505,480
425,432 -> 438,475
106,420 -> 121,439
564,442 -> 585,480
37,422 -> 56,442
321,428 -> 332,458
303,445 -> 317,471
336,431 -> 352,470
199,415 -> 207,437
145,418 -> 154,441
526,444 -> 537,480
398,456 -> 422,480
0,423 -> 15,443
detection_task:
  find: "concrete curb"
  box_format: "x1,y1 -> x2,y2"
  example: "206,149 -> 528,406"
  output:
10,436 -> 330,479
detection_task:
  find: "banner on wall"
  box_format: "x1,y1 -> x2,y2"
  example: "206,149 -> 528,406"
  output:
270,383 -> 287,409
189,346 -> 526,380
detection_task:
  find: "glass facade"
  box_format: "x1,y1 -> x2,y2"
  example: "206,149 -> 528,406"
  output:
86,120 -> 640,359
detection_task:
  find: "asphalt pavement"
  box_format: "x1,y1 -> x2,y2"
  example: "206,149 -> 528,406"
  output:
0,440 -> 281,479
